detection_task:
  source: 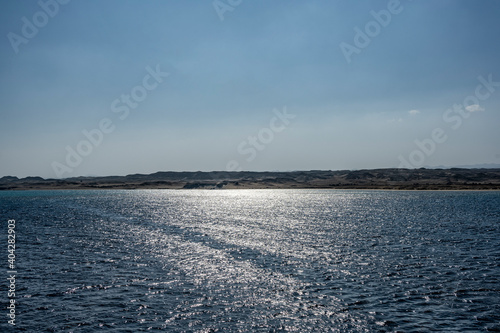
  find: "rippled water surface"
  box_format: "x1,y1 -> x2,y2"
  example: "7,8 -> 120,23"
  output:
1,190 -> 499,332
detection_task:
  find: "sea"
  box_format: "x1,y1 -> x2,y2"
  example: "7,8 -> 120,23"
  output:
0,189 -> 499,332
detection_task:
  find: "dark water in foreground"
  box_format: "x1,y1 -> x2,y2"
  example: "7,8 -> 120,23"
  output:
1,190 -> 499,332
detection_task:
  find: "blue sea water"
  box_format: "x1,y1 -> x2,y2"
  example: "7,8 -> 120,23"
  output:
0,189 -> 499,332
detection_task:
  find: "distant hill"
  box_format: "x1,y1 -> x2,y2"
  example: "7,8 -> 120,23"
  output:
427,163 -> 500,169
1,168 -> 500,190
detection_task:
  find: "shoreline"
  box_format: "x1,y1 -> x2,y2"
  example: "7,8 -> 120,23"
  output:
2,168 -> 500,191
2,188 -> 500,192
2,185 -> 500,191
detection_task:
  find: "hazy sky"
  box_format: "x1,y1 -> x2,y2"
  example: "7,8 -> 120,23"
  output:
1,0 -> 500,178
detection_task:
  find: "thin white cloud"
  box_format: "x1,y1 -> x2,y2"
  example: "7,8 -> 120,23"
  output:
388,118 -> 403,123
465,104 -> 484,112
408,109 -> 420,116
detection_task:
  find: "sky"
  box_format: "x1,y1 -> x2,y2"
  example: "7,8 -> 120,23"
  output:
1,0 -> 500,178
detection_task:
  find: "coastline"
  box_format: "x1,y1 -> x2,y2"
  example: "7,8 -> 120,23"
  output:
2,168 -> 500,191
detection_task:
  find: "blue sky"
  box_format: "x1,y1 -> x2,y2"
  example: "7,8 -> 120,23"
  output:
1,0 -> 500,178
